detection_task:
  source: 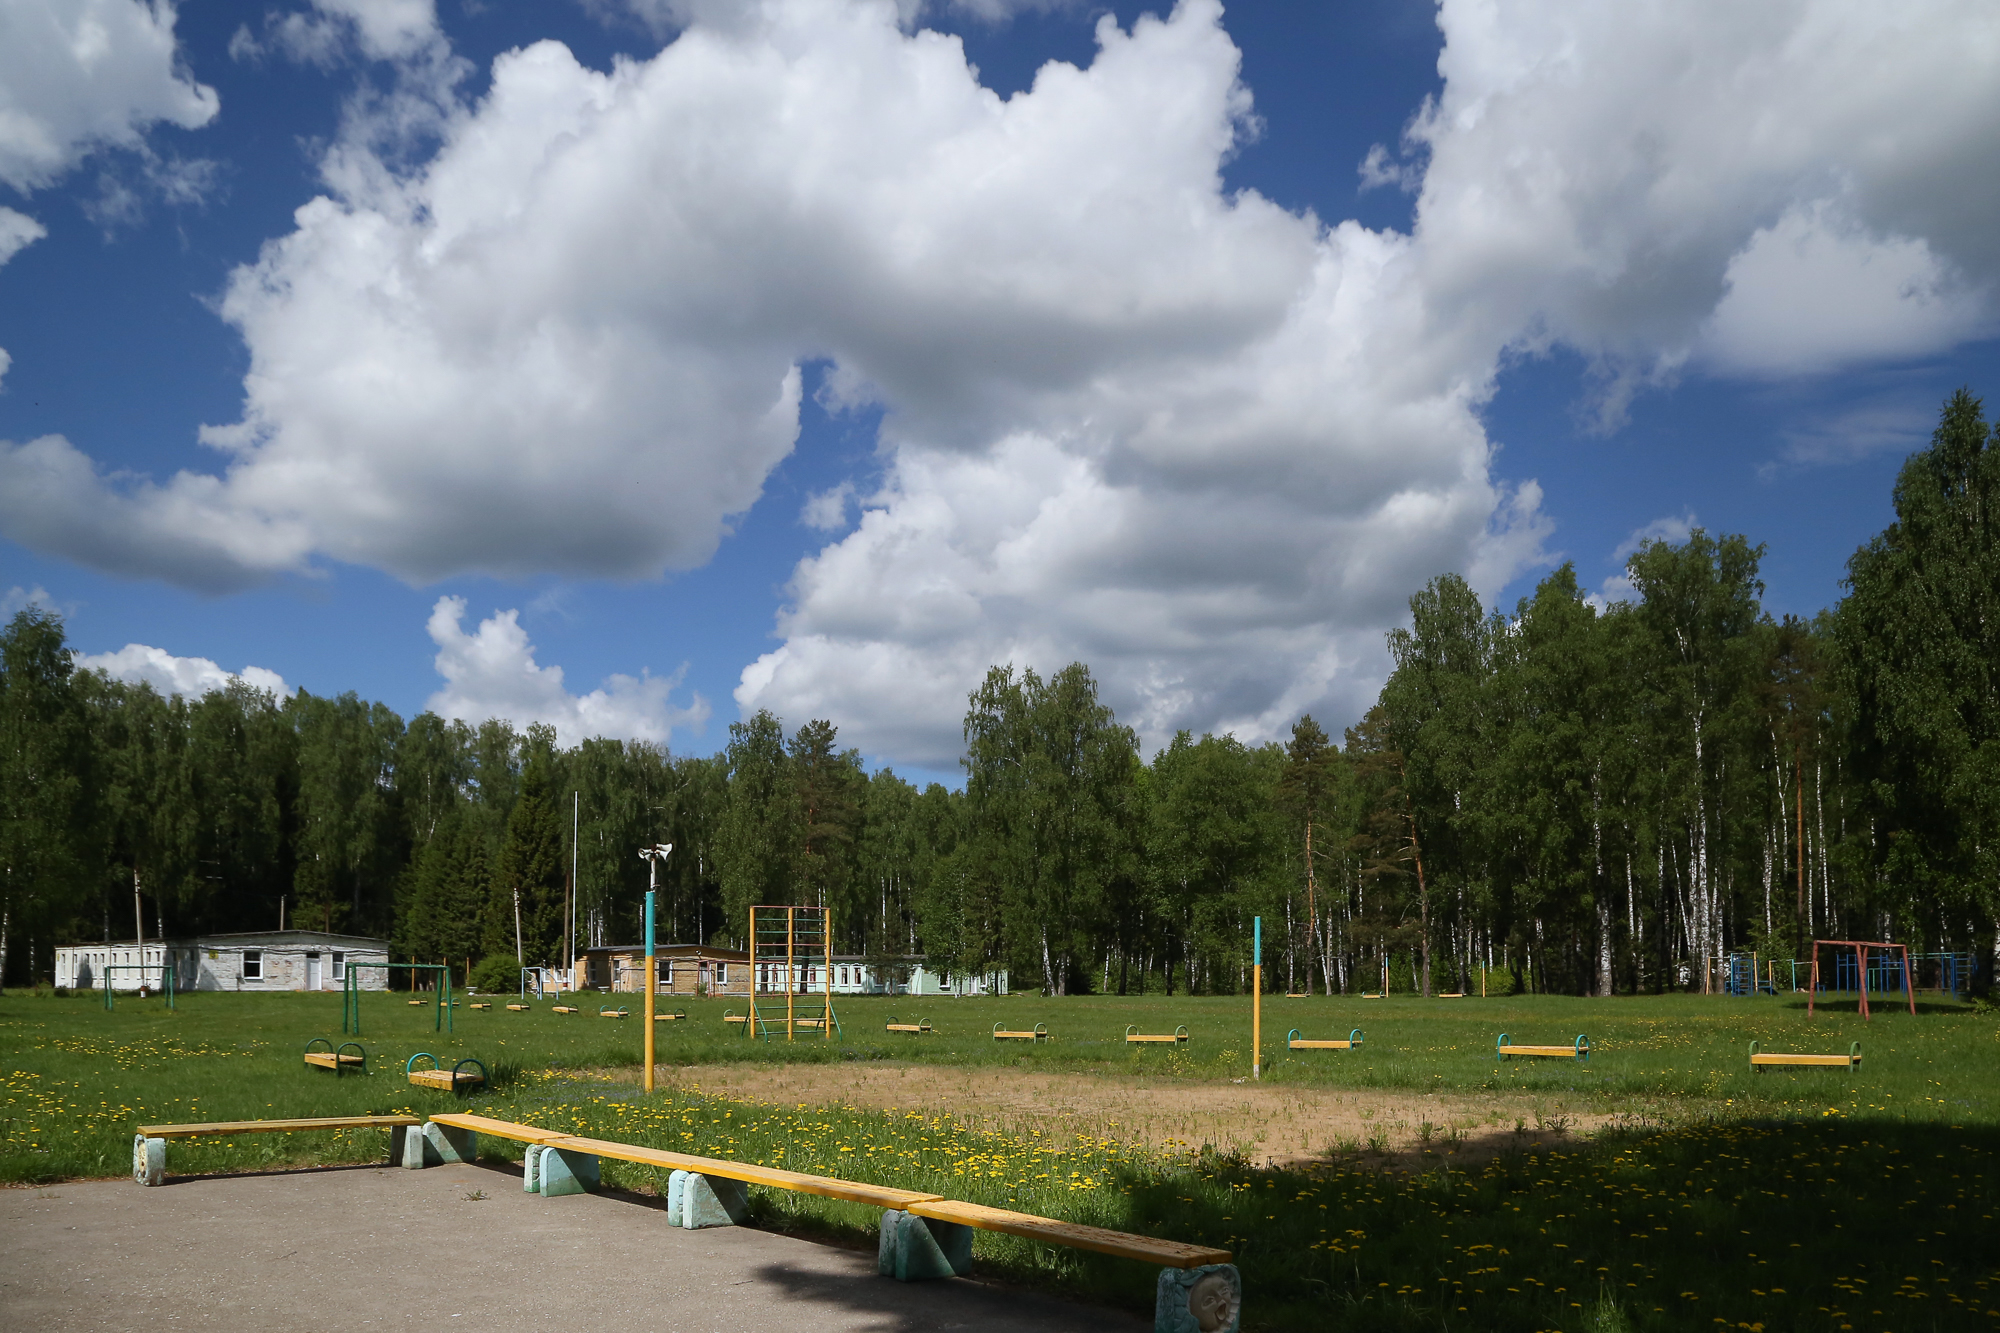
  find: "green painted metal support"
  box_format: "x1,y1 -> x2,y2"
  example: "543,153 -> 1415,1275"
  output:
101,963 -> 175,1011
343,962 -> 451,1036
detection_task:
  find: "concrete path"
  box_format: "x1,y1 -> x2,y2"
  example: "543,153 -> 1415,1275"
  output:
0,1163 -> 1146,1332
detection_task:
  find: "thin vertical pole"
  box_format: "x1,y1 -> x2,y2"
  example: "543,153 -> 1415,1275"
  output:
823,908 -> 832,1041
1857,944 -> 1870,1021
644,888 -> 657,1092
786,906 -> 796,1043
1252,916 -> 1263,1081
569,792 -> 579,991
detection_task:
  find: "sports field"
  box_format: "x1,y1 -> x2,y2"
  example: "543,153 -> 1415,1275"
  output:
5,985 -> 1997,1331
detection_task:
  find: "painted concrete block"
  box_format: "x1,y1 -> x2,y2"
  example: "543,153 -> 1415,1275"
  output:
132,1135 -> 164,1187
666,1169 -> 689,1225
405,1121 -> 477,1168
539,1147 -> 600,1198
523,1143 -> 543,1192
877,1209 -> 973,1281
1154,1264 -> 1240,1333
680,1173 -> 748,1228
388,1125 -> 410,1168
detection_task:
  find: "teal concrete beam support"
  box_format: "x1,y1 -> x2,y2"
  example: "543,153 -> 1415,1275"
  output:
538,1147 -> 599,1197
523,1143 -> 544,1192
666,1169 -> 687,1223
1155,1263 -> 1240,1333
678,1172 -> 748,1228
132,1135 -> 165,1187
404,1121 -> 477,1168
877,1209 -> 972,1281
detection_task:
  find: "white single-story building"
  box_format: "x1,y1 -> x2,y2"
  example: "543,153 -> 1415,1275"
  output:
756,956 -> 1007,997
56,930 -> 391,993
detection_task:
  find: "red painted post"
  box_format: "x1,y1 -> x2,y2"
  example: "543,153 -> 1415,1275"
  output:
1856,944 -> 1870,1021
1901,944 -> 1916,1015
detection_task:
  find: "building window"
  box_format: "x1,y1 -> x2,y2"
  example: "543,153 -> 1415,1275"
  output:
332,951 -> 345,981
716,963 -> 728,986
243,950 -> 263,980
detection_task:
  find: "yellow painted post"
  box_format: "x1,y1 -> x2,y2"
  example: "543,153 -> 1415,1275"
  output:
1252,916 -> 1263,1081
643,889 -> 656,1093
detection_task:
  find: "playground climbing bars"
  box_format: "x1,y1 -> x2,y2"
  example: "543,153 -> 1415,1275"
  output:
747,905 -> 836,1042
1806,939 -> 1915,1019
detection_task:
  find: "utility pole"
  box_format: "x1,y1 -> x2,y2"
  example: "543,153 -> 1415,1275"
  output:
637,844 -> 673,1093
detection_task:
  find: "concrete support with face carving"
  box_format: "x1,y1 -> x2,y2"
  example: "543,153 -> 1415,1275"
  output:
1154,1263 -> 1240,1333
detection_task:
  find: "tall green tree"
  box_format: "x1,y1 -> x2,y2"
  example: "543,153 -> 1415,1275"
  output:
964,663 -> 1137,994
717,710 -> 798,938
1839,388 -> 2000,987
0,608 -> 94,983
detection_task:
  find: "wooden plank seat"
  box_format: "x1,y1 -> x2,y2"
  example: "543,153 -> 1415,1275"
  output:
131,1114 -> 422,1186
549,1134 -> 946,1211
139,1114 -> 421,1141
1750,1039 -> 1859,1072
885,1016 -> 933,1033
993,1022 -> 1048,1042
470,1002 -> 491,1010
303,1038 -> 365,1075
600,1007 -> 629,1018
408,999 -> 429,1006
1287,1028 -> 1362,1051
1437,992 -> 1466,999
906,1198 -> 1232,1270
723,1011 -> 749,1024
551,1005 -> 578,1014
1360,992 -> 1385,999
653,1010 -> 688,1021
427,1112 -> 568,1145
1496,1033 -> 1590,1062
406,1053 -> 487,1092
507,1003 -> 532,1011
1125,1025 -> 1190,1045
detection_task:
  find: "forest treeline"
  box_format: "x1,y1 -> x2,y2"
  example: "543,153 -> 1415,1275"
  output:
3,391 -> 1997,995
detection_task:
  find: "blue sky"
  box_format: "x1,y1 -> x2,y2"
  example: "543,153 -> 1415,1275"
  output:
2,0 -> 1996,785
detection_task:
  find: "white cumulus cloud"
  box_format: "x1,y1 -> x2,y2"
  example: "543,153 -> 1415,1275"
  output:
423,595 -> 709,747
0,0 -> 218,193
76,643 -> 292,700
7,0 -> 2000,765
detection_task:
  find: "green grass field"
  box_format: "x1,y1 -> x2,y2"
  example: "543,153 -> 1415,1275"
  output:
5,985 -> 1998,1331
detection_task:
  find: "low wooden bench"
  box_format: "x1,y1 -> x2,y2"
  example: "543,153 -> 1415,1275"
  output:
600,1007 -> 629,1019
1126,1025 -> 1189,1045
1361,992 -> 1385,999
1750,1039 -> 1859,1073
993,1022 -> 1048,1042
407,999 -> 428,1006
303,1038 -> 365,1076
1287,1028 -> 1362,1051
507,1003 -> 532,1011
406,1052 -> 488,1092
132,1114 -> 421,1185
551,1005 -> 578,1014
653,1010 -> 688,1022
470,1002 -> 491,1010
1496,1033 -> 1590,1063
1437,992 -> 1466,999
723,1011 -> 749,1025
885,1016 -> 933,1034
420,1112 -> 1238,1320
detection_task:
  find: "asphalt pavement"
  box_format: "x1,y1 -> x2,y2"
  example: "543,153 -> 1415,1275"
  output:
0,1160 -> 1145,1332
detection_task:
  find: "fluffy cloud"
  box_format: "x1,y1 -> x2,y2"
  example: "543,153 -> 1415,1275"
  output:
0,0 -> 218,193
423,596 -> 709,747
75,643 -> 292,700
1400,0 -> 2000,412
9,0 -> 2000,764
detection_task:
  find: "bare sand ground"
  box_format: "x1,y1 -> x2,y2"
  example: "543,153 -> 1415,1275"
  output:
651,1062 -> 1630,1170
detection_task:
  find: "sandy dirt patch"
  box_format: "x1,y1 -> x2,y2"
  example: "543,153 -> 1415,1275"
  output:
654,1062 -> 1619,1170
